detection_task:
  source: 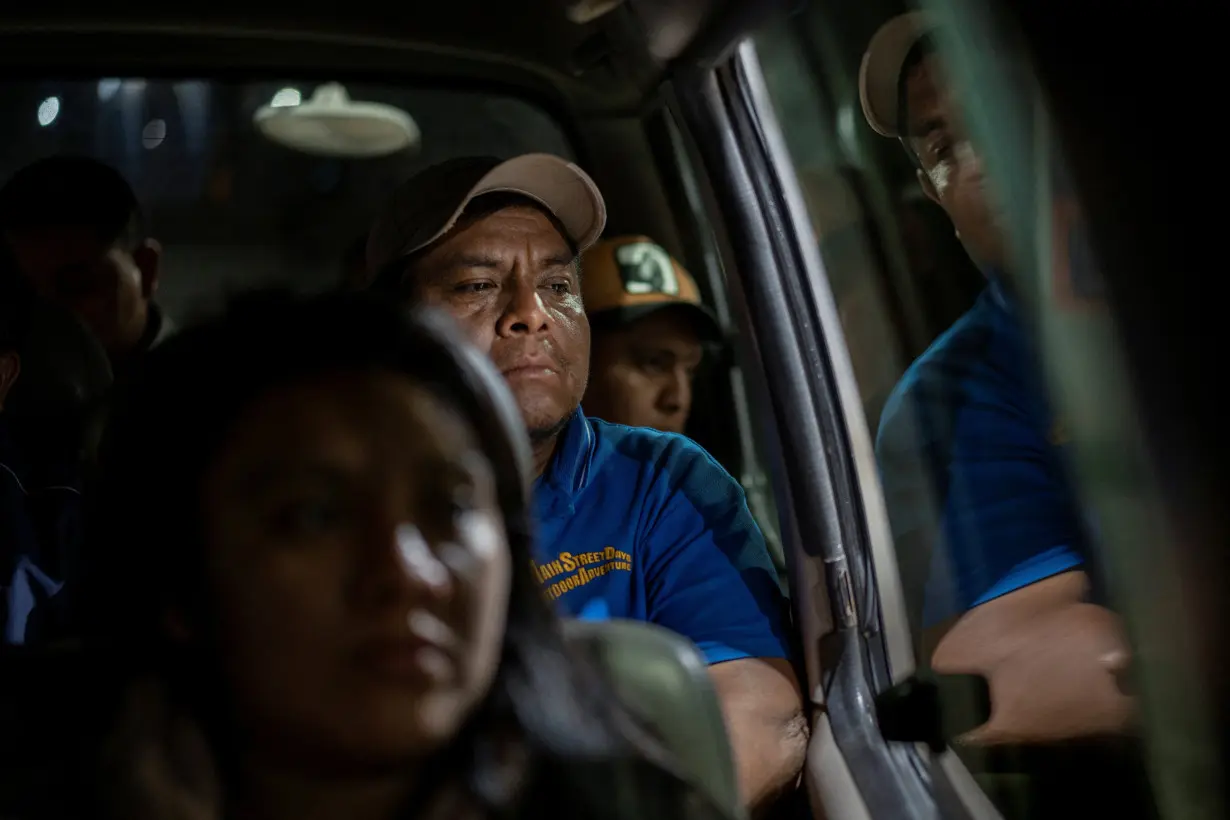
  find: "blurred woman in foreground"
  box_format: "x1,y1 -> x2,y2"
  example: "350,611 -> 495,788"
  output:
7,290 -> 730,820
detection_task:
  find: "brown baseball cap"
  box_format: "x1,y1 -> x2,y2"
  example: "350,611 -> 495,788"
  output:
859,11 -> 935,138
365,153 -> 607,277
581,236 -> 723,342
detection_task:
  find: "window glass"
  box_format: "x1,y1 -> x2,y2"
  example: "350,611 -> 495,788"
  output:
752,1 -> 1166,818
0,80 -> 572,319
658,110 -> 790,588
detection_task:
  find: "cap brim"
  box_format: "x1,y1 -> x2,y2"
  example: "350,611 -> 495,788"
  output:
591,302 -> 726,345
467,154 -> 607,253
859,12 -> 933,138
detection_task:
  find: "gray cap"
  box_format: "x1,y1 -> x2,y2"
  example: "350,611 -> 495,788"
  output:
366,153 -> 607,276
858,12 -> 935,138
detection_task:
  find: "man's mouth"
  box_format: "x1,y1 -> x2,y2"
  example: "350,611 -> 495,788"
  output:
500,354 -> 558,378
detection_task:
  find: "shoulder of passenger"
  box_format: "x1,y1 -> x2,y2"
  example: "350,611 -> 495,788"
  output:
592,422 -> 738,513
876,309 -> 994,452
595,421 -> 730,486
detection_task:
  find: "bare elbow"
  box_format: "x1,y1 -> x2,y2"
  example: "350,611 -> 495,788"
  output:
739,703 -> 809,816
782,708 -> 810,762
772,708 -> 810,788
710,658 -> 809,813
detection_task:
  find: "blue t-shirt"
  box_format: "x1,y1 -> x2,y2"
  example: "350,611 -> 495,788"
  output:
875,282 -> 1087,628
532,410 -> 790,665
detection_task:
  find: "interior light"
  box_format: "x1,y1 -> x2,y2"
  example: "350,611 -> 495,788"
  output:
270,87 -> 302,108
142,119 -> 167,150
254,83 -> 419,159
566,0 -> 625,24
97,79 -> 121,101
37,97 -> 60,127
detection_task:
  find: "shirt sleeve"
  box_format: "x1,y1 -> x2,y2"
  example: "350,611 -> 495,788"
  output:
876,357 -> 1086,629
639,439 -> 790,665
935,393 -> 1085,622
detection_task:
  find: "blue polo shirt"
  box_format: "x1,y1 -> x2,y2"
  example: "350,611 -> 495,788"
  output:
532,410 -> 789,665
875,281 -> 1087,628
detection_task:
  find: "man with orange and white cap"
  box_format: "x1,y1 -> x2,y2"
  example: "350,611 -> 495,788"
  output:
580,236 -> 724,434
367,154 -> 806,812
864,15 -> 1134,743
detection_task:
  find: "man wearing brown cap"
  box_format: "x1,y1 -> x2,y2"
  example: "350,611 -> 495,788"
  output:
863,14 -> 1133,743
580,236 -> 724,434
367,154 -> 806,813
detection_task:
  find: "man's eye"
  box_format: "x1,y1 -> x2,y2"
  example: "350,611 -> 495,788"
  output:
639,355 -> 670,375
454,281 -> 495,294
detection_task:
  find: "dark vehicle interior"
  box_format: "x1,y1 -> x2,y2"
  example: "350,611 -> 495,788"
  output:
0,1 -> 1225,819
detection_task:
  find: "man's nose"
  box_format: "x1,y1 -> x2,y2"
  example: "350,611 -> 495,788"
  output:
353,520 -> 455,609
495,275 -> 549,337
658,368 -> 691,417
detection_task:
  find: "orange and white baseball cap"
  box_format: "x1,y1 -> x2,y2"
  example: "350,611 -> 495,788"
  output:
859,11 -> 935,138
581,236 -> 723,342
366,153 -> 607,279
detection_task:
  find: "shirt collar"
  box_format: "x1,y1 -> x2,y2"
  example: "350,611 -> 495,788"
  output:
144,303 -> 174,351
533,408 -> 596,520
982,269 -> 1014,313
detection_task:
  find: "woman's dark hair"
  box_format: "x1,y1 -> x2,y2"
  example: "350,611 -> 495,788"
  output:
77,289 -> 701,818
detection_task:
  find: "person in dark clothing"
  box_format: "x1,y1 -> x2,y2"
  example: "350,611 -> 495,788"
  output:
0,262 -> 43,644
0,252 -> 109,645
0,155 -> 173,379
1,290 -> 736,820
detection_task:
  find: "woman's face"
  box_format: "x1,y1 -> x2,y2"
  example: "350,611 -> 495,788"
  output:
200,370 -> 511,770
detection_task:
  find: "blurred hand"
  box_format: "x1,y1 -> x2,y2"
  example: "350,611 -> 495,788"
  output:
100,677 -> 221,820
931,571 -> 1136,745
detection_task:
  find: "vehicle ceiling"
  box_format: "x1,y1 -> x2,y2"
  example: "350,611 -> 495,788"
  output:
0,0 -> 750,318
0,0 -> 723,117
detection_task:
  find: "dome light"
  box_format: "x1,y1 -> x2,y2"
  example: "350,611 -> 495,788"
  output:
37,97 -> 60,127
